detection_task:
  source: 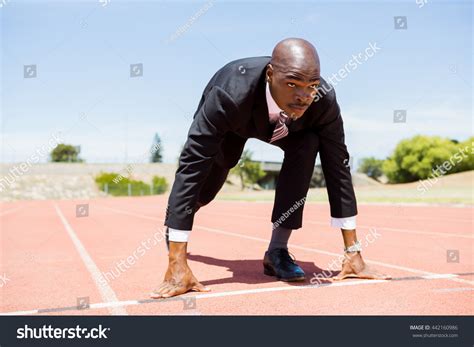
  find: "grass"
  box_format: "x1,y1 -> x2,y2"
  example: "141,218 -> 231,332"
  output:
216,183 -> 473,205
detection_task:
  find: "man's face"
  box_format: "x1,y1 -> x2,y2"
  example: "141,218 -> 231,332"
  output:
266,63 -> 320,119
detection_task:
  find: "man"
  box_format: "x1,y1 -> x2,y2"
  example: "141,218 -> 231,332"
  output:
151,38 -> 390,299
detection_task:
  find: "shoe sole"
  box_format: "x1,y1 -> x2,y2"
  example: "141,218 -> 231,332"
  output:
263,267 -> 305,282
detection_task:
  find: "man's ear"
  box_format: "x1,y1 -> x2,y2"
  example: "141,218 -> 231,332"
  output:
266,64 -> 273,82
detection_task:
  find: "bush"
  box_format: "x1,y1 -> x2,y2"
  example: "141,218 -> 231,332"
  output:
152,176 -> 168,194
358,157 -> 384,180
455,137 -> 474,172
95,172 -> 168,196
382,135 -> 472,183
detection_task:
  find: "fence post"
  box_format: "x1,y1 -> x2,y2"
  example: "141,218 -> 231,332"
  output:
128,183 -> 131,196
104,183 -> 108,194
150,182 -> 154,195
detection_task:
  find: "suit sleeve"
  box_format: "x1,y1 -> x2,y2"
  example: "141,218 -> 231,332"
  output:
315,97 -> 358,219
165,86 -> 239,230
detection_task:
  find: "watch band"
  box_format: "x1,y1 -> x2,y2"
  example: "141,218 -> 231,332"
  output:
344,240 -> 362,253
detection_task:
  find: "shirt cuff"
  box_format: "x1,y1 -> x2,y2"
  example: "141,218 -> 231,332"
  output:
331,216 -> 357,229
168,228 -> 191,242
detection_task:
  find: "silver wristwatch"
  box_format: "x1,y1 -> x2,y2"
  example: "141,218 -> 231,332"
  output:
344,241 -> 362,253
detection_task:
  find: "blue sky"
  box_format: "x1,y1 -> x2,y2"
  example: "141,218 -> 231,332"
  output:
1,0 -> 472,166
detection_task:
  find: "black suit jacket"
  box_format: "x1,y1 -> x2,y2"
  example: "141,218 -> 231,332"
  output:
166,56 -> 357,230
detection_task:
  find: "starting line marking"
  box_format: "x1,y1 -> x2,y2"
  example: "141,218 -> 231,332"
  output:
1,273 -> 472,316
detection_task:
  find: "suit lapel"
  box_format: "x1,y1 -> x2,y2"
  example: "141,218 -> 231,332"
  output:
251,74 -> 274,142
288,116 -> 305,132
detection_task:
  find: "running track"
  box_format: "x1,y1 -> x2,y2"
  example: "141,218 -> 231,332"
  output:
1,196 -> 472,315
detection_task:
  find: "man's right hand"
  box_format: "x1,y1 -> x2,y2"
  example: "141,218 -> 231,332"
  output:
150,241 -> 210,299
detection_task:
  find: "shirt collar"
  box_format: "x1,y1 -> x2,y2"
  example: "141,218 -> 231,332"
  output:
265,82 -> 283,115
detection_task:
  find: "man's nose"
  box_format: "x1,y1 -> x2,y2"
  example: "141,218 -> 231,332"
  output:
295,89 -> 313,104
295,91 -> 312,104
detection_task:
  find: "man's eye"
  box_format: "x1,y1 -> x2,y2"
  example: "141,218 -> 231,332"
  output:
310,84 -> 319,89
287,83 -> 295,88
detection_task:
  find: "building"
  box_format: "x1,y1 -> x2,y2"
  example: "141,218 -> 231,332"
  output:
256,161 -> 326,190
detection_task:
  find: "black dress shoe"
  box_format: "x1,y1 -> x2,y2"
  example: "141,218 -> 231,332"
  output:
263,248 -> 305,282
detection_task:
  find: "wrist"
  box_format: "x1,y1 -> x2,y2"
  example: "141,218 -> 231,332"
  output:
168,241 -> 188,262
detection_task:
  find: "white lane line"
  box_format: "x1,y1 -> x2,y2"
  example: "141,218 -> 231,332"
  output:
0,206 -> 24,217
53,203 -> 127,316
1,309 -> 39,316
97,205 -> 474,287
2,273 -> 471,316
198,211 -> 474,239
422,274 -> 458,280
194,278 -> 389,299
433,287 -> 474,293
91,300 -> 139,310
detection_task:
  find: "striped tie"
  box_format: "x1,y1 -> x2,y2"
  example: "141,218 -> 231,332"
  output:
270,111 -> 289,143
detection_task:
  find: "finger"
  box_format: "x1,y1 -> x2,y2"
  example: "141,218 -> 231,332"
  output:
360,268 -> 392,280
332,270 -> 349,281
158,283 -> 177,298
371,270 -> 391,280
162,285 -> 189,298
155,281 -> 171,292
191,282 -> 211,293
150,282 -> 172,298
150,281 -> 170,295
373,273 -> 391,280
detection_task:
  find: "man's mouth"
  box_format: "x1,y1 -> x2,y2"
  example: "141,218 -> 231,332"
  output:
289,104 -> 308,111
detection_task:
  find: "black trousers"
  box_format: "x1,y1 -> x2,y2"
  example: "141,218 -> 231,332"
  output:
193,130 -> 319,230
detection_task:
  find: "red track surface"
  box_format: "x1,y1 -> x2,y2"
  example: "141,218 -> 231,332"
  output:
1,196 -> 473,315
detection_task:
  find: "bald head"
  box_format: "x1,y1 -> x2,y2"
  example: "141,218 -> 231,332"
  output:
271,38 -> 320,73
266,38 -> 321,120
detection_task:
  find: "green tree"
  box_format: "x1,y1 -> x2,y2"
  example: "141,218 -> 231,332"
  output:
150,133 -> 163,163
50,144 -> 82,162
382,135 -> 460,183
231,150 -> 266,190
358,157 -> 384,181
455,137 -> 474,172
